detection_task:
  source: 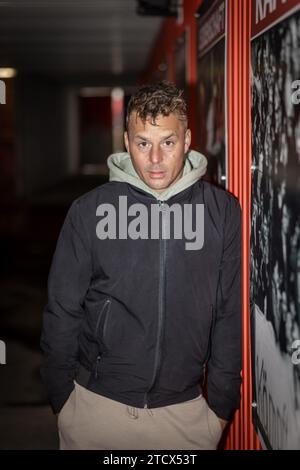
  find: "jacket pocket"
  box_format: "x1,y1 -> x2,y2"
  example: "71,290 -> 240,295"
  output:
94,298 -> 112,379
94,298 -> 112,346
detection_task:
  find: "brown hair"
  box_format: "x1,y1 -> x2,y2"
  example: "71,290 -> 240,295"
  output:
126,81 -> 188,131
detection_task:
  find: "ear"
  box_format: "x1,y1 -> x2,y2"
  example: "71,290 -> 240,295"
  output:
124,131 -> 129,153
184,129 -> 191,154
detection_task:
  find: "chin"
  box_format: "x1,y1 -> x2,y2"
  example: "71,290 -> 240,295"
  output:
148,181 -> 167,191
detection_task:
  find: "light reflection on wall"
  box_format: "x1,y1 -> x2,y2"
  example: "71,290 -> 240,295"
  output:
111,87 -> 124,153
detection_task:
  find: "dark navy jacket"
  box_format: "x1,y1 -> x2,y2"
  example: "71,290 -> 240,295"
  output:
40,179 -> 242,420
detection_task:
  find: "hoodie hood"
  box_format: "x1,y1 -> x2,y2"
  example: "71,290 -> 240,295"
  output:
107,149 -> 208,201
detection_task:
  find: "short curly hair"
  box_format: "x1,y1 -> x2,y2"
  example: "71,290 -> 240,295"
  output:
126,80 -> 188,131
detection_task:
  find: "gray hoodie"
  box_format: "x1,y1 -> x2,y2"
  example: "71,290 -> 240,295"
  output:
107,149 -> 208,201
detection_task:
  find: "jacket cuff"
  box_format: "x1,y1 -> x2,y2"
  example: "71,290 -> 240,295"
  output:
207,383 -> 241,421
48,382 -> 75,415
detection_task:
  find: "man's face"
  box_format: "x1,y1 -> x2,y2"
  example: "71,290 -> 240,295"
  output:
124,112 -> 191,194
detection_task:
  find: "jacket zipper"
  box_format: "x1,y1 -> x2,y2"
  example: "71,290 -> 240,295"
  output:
94,298 -> 111,379
144,200 -> 167,408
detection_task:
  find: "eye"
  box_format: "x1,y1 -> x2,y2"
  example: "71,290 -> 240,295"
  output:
138,141 -> 149,149
164,140 -> 175,147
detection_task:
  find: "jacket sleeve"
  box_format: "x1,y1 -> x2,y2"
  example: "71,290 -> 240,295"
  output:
40,198 -> 92,414
207,195 -> 242,421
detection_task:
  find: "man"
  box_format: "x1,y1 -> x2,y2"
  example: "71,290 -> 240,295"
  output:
40,81 -> 242,450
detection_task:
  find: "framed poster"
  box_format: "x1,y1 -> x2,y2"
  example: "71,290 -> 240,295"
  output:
250,0 -> 300,449
196,0 -> 227,188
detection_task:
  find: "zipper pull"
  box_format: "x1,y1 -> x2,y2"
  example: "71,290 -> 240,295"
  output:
143,392 -> 148,408
95,355 -> 101,379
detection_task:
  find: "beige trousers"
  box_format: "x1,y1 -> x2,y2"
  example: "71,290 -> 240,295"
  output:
57,381 -> 223,450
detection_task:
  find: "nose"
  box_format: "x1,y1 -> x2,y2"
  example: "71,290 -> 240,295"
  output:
149,146 -> 163,166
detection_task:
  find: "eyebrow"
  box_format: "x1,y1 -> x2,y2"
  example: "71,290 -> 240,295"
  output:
134,132 -> 178,141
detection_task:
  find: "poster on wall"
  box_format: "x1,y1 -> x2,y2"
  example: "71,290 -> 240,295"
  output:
196,0 -> 227,188
250,0 -> 300,449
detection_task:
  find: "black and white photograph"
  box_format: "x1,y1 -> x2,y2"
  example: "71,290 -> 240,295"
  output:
251,4 -> 300,450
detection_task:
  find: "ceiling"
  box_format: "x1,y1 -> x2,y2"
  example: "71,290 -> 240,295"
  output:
0,0 -> 163,84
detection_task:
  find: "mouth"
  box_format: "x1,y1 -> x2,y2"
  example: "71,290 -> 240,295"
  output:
149,171 -> 165,179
